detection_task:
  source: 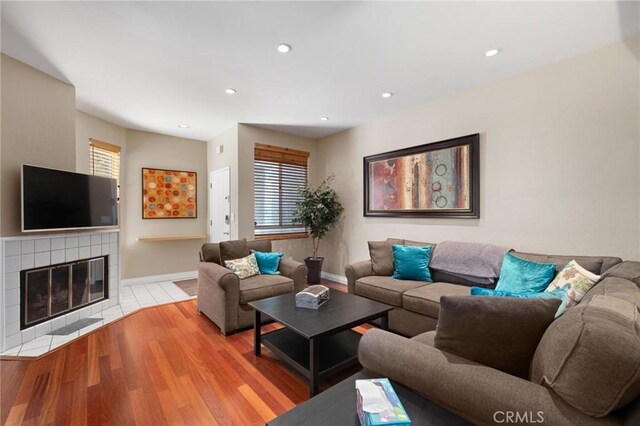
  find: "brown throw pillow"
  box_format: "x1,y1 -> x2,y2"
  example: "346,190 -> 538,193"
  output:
220,239 -> 250,263
434,296 -> 561,379
368,238 -> 404,276
201,243 -> 221,264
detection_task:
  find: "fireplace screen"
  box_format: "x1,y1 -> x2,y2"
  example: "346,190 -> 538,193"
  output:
21,256 -> 108,329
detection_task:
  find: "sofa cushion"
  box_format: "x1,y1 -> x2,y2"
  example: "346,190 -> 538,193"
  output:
581,276 -> 640,308
511,251 -> 621,275
531,295 -> 640,417
239,274 -> 294,304
411,330 -> 436,346
392,244 -> 433,281
368,238 -> 404,276
434,296 -> 561,379
220,239 -> 250,263
355,276 -> 428,307
402,283 -> 471,318
247,239 -> 272,253
601,261 -> 640,285
431,269 -> 493,288
495,253 -> 556,293
201,243 -> 221,265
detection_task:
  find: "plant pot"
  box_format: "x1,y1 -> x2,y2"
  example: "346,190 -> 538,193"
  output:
304,257 -> 324,284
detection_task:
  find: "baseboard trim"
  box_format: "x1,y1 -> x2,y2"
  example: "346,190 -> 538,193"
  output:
121,270 -> 197,286
321,271 -> 347,285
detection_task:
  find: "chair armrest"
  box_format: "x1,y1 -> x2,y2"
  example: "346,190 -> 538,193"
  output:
197,262 -> 241,334
358,329 -> 614,426
345,260 -> 372,294
279,258 -> 308,293
198,261 -> 240,294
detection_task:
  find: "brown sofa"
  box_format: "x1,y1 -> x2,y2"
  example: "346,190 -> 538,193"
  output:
357,261 -> 640,425
345,238 -> 622,336
197,239 -> 307,335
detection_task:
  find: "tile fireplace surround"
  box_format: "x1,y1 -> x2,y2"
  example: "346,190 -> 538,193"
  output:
1,230 -> 120,352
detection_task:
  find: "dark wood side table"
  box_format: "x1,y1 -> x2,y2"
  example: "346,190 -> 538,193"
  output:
268,371 -> 471,426
249,290 -> 392,397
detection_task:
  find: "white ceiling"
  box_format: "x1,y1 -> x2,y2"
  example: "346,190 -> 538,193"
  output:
1,1 -> 638,141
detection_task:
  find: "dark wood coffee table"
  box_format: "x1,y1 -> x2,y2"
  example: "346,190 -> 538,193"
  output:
249,290 -> 392,397
268,371 -> 471,426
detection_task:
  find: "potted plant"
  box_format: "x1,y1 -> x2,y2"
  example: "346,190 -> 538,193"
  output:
293,175 -> 344,283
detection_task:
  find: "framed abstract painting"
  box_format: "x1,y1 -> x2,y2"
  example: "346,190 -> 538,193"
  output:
142,168 -> 197,219
363,134 -> 479,218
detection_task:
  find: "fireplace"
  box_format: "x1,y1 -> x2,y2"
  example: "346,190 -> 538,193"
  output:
20,256 -> 109,330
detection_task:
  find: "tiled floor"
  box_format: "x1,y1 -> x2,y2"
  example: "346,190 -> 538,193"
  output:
1,280 -> 194,358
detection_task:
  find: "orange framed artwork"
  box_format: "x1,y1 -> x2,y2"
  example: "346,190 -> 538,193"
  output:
142,168 -> 197,219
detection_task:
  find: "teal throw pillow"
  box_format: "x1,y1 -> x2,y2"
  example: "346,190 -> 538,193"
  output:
495,253 -> 556,293
470,287 -> 570,317
392,245 -> 432,282
252,250 -> 284,275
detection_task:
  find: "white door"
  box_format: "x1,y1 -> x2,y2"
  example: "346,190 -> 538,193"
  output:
209,167 -> 231,242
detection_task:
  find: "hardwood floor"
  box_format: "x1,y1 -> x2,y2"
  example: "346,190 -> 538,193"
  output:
1,281 -> 367,425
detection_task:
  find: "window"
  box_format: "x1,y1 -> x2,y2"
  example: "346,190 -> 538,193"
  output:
254,144 -> 309,238
89,138 -> 121,200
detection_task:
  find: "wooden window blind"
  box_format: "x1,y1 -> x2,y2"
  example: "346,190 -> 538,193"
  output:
89,138 -> 121,200
254,144 -> 309,237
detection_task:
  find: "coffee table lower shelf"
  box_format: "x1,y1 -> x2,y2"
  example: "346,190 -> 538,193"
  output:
261,327 -> 361,381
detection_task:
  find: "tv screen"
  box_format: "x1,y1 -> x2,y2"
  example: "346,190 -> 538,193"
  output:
22,164 -> 118,232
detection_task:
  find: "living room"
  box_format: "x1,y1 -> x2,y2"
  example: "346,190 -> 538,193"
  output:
1,1 -> 639,425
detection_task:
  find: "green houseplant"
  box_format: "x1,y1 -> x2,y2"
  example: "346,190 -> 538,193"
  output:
293,175 -> 344,283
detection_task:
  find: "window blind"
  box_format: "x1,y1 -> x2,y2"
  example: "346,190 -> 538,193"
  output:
254,144 -> 309,236
89,138 -> 121,199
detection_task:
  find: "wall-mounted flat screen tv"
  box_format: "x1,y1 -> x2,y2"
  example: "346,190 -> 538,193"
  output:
22,164 -> 118,232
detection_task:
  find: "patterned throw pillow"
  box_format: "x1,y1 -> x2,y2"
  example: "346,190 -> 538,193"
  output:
545,260 -> 601,309
224,253 -> 261,279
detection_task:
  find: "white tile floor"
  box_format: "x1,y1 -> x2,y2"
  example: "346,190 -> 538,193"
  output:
0,280 -> 194,358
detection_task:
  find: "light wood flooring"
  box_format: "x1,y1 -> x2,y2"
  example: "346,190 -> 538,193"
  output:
0,281 -> 369,425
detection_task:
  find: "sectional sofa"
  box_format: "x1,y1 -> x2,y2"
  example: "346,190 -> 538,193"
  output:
345,238 -> 622,336
345,238 -> 640,424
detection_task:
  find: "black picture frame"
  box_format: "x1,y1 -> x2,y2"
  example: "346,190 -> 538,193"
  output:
363,134 -> 479,218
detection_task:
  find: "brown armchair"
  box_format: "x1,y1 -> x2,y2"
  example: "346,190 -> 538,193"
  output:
197,239 -> 307,335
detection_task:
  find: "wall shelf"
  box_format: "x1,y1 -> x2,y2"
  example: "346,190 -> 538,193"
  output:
136,234 -> 206,242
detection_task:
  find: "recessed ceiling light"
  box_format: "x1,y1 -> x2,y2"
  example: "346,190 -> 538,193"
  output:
225,88 -> 237,95
484,49 -> 501,57
276,43 -> 292,53
381,92 -> 394,98
178,124 -> 190,128
320,117 -> 329,121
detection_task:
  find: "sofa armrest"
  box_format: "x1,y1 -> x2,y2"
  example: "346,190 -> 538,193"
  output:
345,260 -> 372,294
279,258 -> 308,293
198,261 -> 240,294
197,261 -> 241,334
602,261 -> 640,285
358,329 -> 616,426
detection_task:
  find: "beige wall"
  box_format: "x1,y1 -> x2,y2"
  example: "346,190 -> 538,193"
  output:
315,36 -> 640,276
208,125 -> 239,239
207,124 -> 318,260
237,124 -> 317,261
123,130 -> 207,278
76,111 -> 126,174
1,54 -> 76,236
75,111 -> 128,269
